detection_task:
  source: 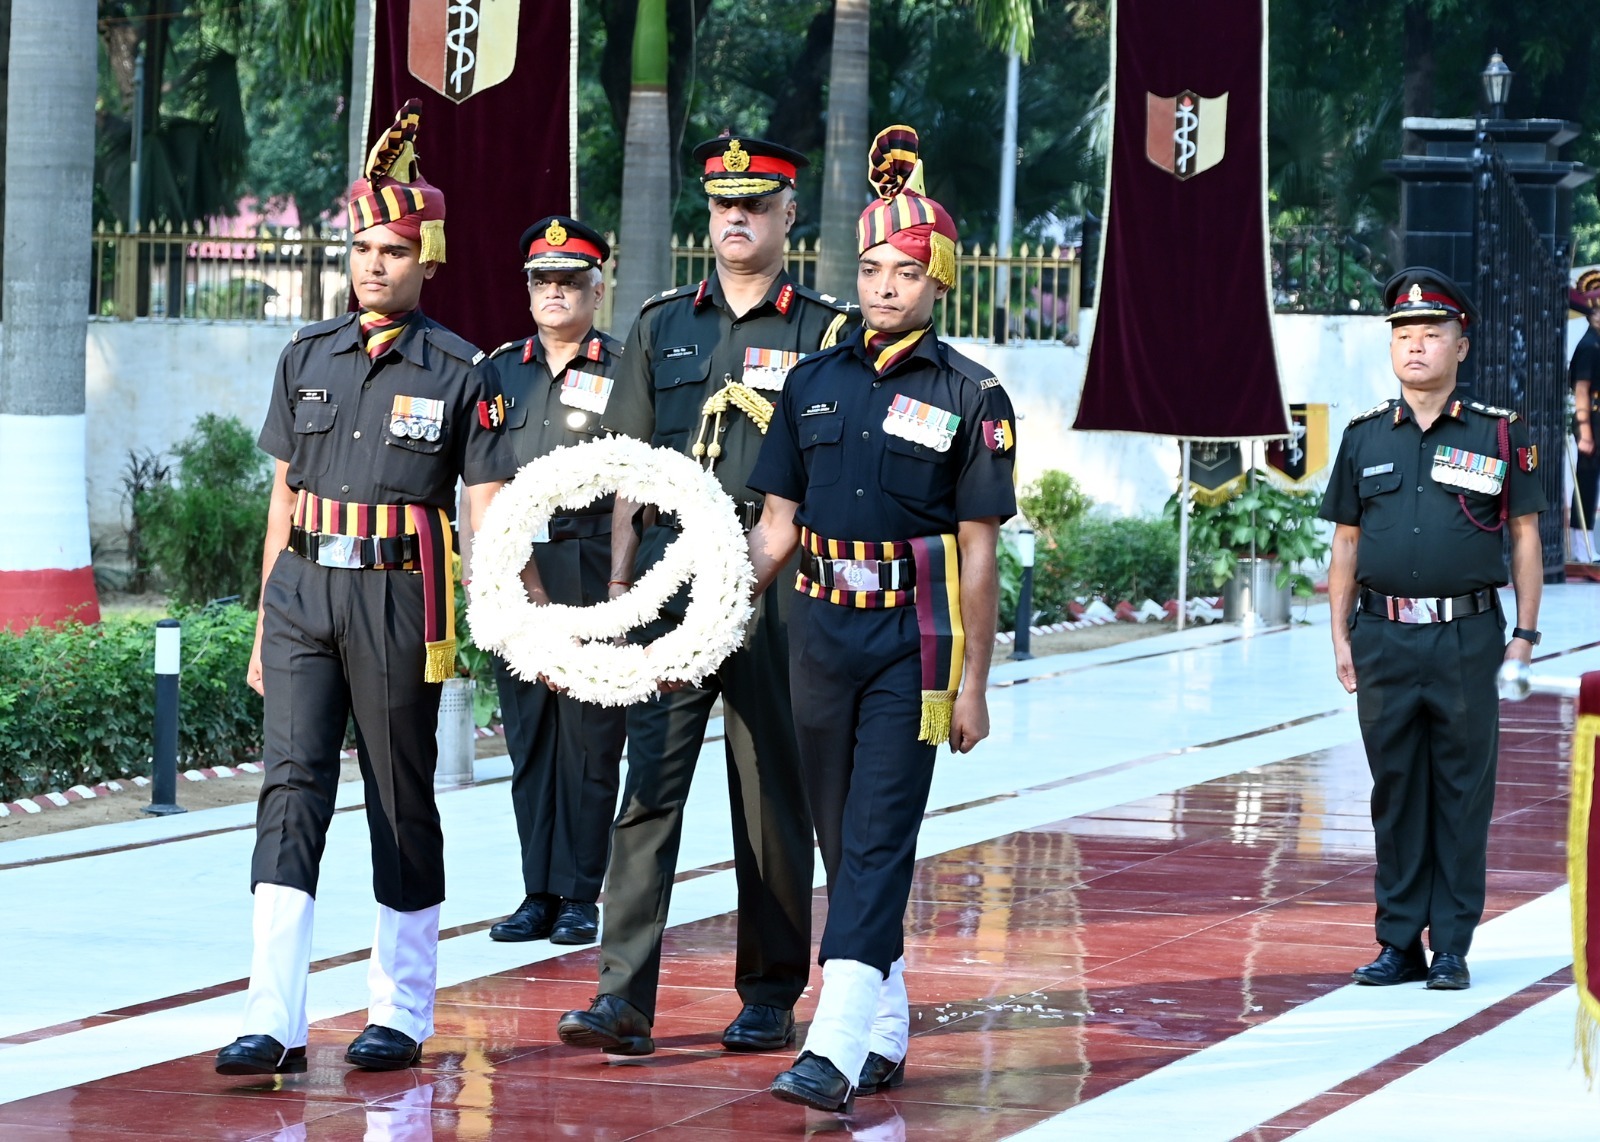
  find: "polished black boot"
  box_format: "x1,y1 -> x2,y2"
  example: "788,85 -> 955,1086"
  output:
556,994 -> 655,1055
857,1051 -> 906,1094
1426,952 -> 1471,990
489,894 -> 559,942
770,1051 -> 855,1113
549,900 -> 599,945
215,1034 -> 307,1076
721,1003 -> 796,1052
1351,943 -> 1428,986
344,1024 -> 422,1070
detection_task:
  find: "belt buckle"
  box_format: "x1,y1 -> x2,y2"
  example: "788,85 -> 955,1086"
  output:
315,534 -> 362,569
1395,596 -> 1440,624
831,559 -> 881,592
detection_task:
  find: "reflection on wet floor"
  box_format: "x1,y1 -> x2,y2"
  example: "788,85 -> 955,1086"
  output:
0,698 -> 1573,1140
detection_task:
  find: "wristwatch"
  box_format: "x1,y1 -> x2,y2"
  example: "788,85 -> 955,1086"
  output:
1511,627 -> 1541,645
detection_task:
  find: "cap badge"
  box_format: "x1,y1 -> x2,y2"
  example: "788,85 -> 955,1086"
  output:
545,220 -> 568,246
1408,284 -> 1423,303
723,140 -> 751,173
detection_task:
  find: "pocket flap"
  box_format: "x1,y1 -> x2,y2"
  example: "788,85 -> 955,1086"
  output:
884,433 -> 948,462
293,402 -> 338,434
1358,471 -> 1403,497
654,354 -> 711,390
799,416 -> 844,448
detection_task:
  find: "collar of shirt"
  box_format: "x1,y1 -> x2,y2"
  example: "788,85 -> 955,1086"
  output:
330,310 -> 430,367
525,327 -> 611,372
1391,389 -> 1465,428
850,321 -> 941,376
698,269 -> 798,321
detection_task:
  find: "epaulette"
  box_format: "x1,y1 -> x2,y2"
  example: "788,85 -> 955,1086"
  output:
487,339 -> 524,359
790,281 -> 860,315
639,284 -> 691,313
1465,399 -> 1519,422
290,314 -> 350,344
597,330 -> 625,356
1348,399 -> 1395,426
425,323 -> 487,366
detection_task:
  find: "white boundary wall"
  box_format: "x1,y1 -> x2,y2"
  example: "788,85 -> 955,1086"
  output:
75,314 -> 1591,549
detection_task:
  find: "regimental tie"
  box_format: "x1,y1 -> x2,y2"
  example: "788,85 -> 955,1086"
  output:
863,324 -> 928,376
360,309 -> 412,360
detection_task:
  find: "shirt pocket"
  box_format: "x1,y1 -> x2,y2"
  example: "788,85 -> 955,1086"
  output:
881,432 -> 955,507
1357,470 -> 1403,531
652,355 -> 712,453
292,401 -> 338,478
380,421 -> 450,499
799,414 -> 845,488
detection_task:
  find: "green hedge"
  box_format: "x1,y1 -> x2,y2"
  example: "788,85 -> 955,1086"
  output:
0,605 -> 262,801
999,514 -> 1180,630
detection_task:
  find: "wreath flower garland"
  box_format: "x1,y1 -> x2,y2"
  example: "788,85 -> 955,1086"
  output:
468,435 -> 755,707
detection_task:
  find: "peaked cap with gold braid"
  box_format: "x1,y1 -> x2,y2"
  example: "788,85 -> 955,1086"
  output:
347,99 -> 447,264
857,125 -> 958,288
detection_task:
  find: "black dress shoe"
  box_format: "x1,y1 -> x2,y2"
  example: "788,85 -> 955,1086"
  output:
549,900 -> 599,945
344,1024 -> 422,1070
556,994 -> 655,1055
771,1051 -> 855,1113
489,894 -> 558,942
1351,943 -> 1428,986
215,1034 -> 307,1076
1426,952 -> 1471,990
857,1051 -> 906,1094
721,1003 -> 796,1051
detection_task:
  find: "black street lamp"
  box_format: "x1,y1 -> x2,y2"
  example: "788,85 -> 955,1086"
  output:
1482,51 -> 1513,119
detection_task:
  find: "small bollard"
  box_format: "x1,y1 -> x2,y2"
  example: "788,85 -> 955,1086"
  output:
143,618 -> 186,816
1011,528 -> 1036,661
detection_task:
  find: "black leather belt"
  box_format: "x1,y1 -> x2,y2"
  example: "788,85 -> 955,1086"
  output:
546,513 -> 612,542
799,548 -> 917,592
289,526 -> 417,569
658,499 -> 763,534
1359,586 -> 1496,624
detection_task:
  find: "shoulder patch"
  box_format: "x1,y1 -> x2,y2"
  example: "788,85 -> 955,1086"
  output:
423,322 -> 486,365
979,377 -> 1003,390
1348,399 -> 1395,426
487,339 -> 523,359
290,314 -> 349,345
1466,399 -> 1519,422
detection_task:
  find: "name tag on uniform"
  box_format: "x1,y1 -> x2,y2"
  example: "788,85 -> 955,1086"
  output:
883,393 -> 960,453
560,368 -> 614,413
297,388 -> 329,403
802,401 -> 837,417
743,347 -> 802,391
663,345 -> 697,360
1361,463 -> 1394,477
390,395 -> 444,442
1431,446 -> 1505,494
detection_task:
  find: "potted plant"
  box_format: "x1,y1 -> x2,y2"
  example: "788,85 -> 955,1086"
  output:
1168,472 -> 1330,624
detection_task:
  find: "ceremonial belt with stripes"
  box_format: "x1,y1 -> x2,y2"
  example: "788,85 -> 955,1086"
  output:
796,526 -> 965,745
289,490 -> 458,684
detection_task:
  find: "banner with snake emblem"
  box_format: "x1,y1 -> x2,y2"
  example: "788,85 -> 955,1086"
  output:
408,0 -> 521,104
1145,89 -> 1227,180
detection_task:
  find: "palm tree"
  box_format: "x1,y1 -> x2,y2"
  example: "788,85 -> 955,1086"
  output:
613,0 -> 674,322
815,0 -> 1035,299
0,0 -> 100,629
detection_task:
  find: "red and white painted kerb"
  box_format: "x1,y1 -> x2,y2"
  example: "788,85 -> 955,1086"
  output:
0,413 -> 100,630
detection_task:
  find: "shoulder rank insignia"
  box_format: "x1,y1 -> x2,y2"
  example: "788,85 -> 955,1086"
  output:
523,337 -> 535,363
472,350 -> 486,366
775,283 -> 795,314
693,279 -> 710,308
1466,399 -> 1518,422
587,337 -> 604,362
1348,399 -> 1393,426
487,339 -> 522,359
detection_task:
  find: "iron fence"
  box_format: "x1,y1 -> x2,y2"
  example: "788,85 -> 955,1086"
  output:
1270,226 -> 1391,315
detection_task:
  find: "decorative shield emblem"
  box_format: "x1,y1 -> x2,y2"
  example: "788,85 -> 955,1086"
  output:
1264,403 -> 1330,485
1146,90 -> 1228,180
408,0 -> 521,104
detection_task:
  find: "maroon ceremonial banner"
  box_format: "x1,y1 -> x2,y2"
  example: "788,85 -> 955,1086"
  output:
1573,673 -> 1600,1080
367,0 -> 572,350
1074,0 -> 1287,440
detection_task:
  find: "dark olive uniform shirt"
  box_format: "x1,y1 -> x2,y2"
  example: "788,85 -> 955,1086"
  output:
1319,394 -> 1546,597
749,331 -> 1018,537
1571,328 -> 1600,414
258,311 -> 516,507
490,327 -> 626,478
603,271 -> 857,501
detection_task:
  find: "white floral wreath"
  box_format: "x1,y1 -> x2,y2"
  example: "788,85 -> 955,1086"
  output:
468,435 -> 755,707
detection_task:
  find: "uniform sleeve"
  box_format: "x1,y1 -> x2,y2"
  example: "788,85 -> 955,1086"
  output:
599,309 -> 656,441
256,342 -> 298,462
747,370 -> 807,501
458,358 -> 519,486
1318,430 -> 1361,525
954,379 -> 1019,522
1572,334 -> 1598,388
1506,416 -> 1548,518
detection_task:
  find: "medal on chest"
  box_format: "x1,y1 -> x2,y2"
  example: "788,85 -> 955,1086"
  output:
560,368 -> 614,413
883,393 -> 960,452
389,395 -> 444,442
1431,446 -> 1506,495
742,347 -> 802,391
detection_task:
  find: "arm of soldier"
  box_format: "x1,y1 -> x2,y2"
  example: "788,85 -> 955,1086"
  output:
1327,523 -> 1360,693
460,479 -> 539,600
747,495 -> 801,597
1505,512 -> 1543,665
1577,380 -> 1594,455
247,460 -> 298,696
603,308 -> 657,599
950,517 -> 1001,754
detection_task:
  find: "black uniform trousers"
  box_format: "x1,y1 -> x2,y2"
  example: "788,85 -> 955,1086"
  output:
492,530 -> 626,902
791,596 -> 937,975
1574,434 -> 1600,527
597,576 -> 813,1021
252,549 -> 445,911
1350,605 -> 1504,956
